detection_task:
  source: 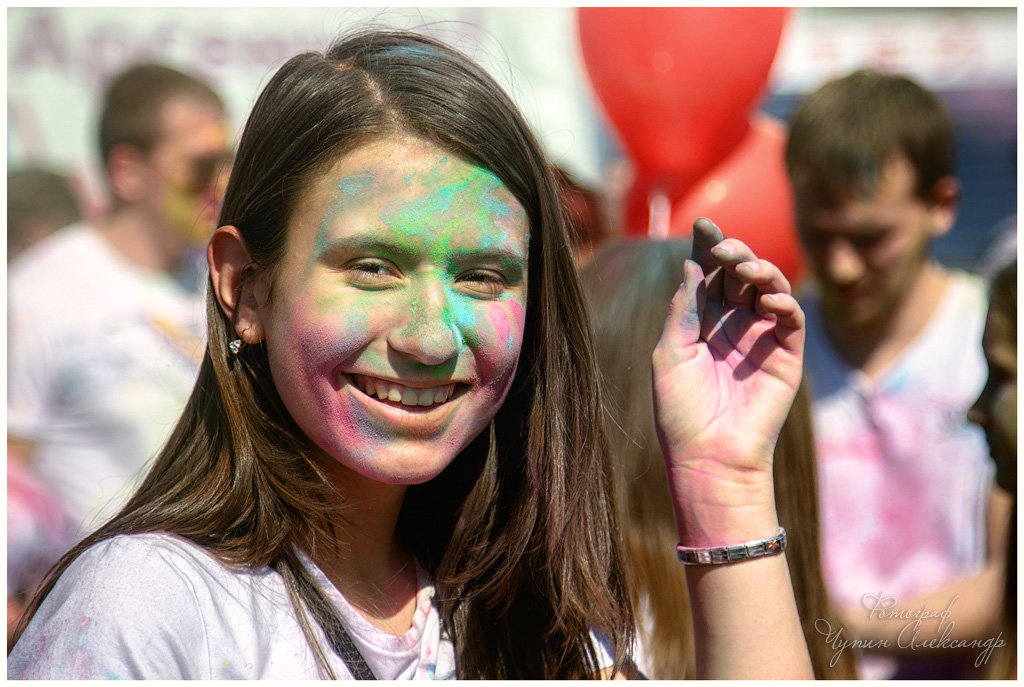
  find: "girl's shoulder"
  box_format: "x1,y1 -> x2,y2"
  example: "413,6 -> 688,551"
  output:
62,532 -> 298,630
9,533 -> 305,680
61,532 -> 277,598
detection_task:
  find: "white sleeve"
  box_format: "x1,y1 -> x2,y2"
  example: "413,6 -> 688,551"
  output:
7,536 -> 213,679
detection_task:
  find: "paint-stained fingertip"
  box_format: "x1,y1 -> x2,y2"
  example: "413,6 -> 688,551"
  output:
692,216 -> 715,230
692,217 -> 723,241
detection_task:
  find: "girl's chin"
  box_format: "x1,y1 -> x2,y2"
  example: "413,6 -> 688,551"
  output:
314,441 -> 467,487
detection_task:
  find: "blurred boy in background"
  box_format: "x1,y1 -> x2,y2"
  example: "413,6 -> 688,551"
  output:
8,63 -> 232,543
786,68 -> 1012,678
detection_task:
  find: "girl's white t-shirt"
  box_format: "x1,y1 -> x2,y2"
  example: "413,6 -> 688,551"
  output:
8,533 -> 457,679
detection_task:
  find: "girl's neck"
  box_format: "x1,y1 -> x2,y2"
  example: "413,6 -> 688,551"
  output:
312,456 -> 419,636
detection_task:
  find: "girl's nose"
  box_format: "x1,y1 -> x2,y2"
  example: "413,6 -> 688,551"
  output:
386,280 -> 462,365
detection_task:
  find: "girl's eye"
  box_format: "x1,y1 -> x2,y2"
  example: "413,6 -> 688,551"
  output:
457,270 -> 507,298
346,259 -> 400,287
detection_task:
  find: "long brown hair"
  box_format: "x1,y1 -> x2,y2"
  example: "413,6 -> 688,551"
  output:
581,238 -> 857,679
13,29 -> 633,679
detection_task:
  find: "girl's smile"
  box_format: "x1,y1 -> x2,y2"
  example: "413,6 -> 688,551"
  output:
255,136 -> 529,485
348,373 -> 458,408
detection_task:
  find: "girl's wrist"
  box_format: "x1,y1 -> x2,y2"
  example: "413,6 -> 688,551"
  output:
666,460 -> 779,547
674,507 -> 781,549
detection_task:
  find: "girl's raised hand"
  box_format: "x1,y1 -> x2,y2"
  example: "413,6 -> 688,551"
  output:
653,218 -> 814,679
652,218 -> 805,542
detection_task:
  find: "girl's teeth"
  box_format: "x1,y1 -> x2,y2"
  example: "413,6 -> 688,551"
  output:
353,375 -> 454,407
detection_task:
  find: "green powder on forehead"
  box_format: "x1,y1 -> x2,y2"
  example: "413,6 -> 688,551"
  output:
381,165 -> 520,255
310,157 -> 526,277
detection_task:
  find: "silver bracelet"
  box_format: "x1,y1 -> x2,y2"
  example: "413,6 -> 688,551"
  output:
676,527 -> 787,565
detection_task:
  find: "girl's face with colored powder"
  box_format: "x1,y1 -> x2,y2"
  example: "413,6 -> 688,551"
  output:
258,137 -> 529,485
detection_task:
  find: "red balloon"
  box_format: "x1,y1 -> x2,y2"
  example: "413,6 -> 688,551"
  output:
670,113 -> 804,285
578,7 -> 789,202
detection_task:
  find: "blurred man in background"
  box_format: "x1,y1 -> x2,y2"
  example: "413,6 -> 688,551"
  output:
786,68 -> 1012,679
8,63 -> 232,545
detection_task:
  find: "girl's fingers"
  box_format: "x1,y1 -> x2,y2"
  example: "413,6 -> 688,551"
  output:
690,217 -> 725,273
734,258 -> 792,296
696,221 -> 790,306
661,259 -> 706,349
710,239 -> 760,305
691,218 -> 726,305
759,292 -> 805,353
710,239 -> 793,306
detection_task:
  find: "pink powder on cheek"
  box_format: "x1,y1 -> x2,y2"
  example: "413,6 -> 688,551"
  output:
485,299 -> 526,354
488,303 -> 512,350
274,301 -> 446,472
282,295 -> 374,375
466,299 -> 526,390
491,299 -> 526,342
507,299 -> 525,327
270,303 -> 370,440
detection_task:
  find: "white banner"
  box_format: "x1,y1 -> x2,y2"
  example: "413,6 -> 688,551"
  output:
7,6 -> 1016,209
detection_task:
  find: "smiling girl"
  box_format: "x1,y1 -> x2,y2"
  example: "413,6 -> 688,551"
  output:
9,30 -> 811,679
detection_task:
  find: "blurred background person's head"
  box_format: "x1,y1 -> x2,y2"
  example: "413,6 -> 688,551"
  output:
98,63 -> 231,264
7,167 -> 83,261
785,69 -> 960,334
552,166 -> 609,266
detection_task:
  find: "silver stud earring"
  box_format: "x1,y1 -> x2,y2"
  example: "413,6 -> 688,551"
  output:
229,325 -> 252,355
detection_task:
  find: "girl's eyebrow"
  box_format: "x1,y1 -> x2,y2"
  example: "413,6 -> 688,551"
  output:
447,245 -> 527,267
316,234 -> 418,263
447,247 -> 527,283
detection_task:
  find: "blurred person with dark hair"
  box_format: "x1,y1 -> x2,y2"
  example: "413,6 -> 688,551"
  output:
7,167 -> 83,261
786,68 -> 1012,678
581,238 -> 857,679
7,63 -> 232,543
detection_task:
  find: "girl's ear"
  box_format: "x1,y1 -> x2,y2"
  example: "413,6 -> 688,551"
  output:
208,226 -> 266,344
